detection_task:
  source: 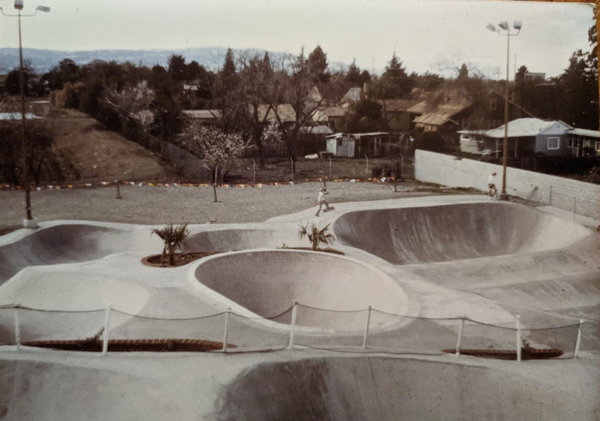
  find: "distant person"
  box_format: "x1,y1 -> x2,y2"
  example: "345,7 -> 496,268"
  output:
487,172 -> 498,198
315,187 -> 330,217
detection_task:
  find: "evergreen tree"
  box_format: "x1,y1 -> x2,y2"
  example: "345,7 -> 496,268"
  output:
307,45 -> 329,83
168,54 -> 186,82
345,60 -> 361,85
457,63 -> 469,81
376,53 -> 413,99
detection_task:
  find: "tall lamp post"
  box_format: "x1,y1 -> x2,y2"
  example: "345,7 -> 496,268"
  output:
1,0 -> 51,228
487,21 -> 521,201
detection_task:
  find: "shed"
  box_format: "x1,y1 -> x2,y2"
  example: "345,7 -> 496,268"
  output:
326,133 -> 356,158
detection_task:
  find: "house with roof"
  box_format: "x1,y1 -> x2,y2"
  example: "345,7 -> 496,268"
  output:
458,118 -> 600,158
340,87 -> 363,108
312,106 -> 346,132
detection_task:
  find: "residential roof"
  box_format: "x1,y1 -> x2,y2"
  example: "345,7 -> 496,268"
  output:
182,109 -> 221,120
320,106 -> 346,117
300,125 -> 334,135
412,102 -> 472,127
352,132 -> 389,138
341,87 -> 362,103
488,92 -> 535,118
0,112 -> 41,120
376,99 -> 424,113
485,118 -> 555,138
256,104 -> 296,123
568,128 -> 600,139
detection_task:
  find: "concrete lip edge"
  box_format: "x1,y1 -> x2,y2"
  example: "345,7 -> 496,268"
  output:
187,248 -> 410,334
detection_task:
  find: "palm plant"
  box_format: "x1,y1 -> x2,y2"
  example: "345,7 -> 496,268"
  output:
152,224 -> 190,266
298,223 -> 335,251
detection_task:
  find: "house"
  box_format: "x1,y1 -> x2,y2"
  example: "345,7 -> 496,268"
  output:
182,109 -> 222,125
377,98 -> 424,133
255,104 -> 296,124
340,87 -> 362,108
326,132 -> 389,158
458,118 -> 600,158
410,99 -> 473,133
312,106 -> 346,132
483,92 -> 534,130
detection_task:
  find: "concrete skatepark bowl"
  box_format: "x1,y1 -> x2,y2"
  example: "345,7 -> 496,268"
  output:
334,201 -> 590,264
192,250 -> 407,331
0,196 -> 599,421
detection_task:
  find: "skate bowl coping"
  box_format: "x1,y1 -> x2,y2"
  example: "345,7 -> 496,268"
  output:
192,250 -> 408,332
334,201 -> 591,265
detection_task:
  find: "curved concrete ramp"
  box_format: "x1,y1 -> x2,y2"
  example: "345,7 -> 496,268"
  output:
214,357 -> 600,421
334,202 -> 590,265
186,229 -> 300,252
194,250 -> 407,331
0,224 -> 148,285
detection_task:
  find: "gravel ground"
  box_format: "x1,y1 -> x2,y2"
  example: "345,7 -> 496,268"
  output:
0,180 -> 463,232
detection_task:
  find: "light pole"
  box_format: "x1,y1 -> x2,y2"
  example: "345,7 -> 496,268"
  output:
487,21 -> 521,201
1,1 -> 50,228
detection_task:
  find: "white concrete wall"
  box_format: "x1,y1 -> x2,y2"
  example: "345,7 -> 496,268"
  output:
415,150 -> 600,219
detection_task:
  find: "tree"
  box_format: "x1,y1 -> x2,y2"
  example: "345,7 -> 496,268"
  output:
43,58 -> 81,91
457,63 -> 469,81
374,53 -> 413,99
177,123 -> 254,200
298,223 -> 335,251
152,224 -> 190,266
558,50 -> 598,129
168,54 -> 186,83
308,45 -> 329,83
341,98 -> 386,133
4,64 -> 34,96
0,99 -> 55,185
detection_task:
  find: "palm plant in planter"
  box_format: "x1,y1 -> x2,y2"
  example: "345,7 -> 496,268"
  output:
152,224 -> 190,266
298,223 -> 335,251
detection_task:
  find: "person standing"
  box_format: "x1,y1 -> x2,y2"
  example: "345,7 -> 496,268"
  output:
487,172 -> 498,198
315,187 -> 330,217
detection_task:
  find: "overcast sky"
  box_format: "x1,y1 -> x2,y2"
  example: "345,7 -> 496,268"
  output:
0,0 -> 595,78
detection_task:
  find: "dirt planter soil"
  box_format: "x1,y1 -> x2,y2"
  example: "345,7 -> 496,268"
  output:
141,252 -> 221,267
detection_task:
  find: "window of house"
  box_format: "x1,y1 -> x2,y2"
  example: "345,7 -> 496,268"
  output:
337,139 -> 342,148
595,141 -> 600,150
547,137 -> 560,150
567,138 -> 573,148
489,98 -> 497,111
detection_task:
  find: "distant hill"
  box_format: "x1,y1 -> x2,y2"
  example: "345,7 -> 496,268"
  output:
0,47 -> 346,75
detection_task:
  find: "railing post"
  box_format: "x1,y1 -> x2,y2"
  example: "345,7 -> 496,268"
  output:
222,307 -> 231,353
102,304 -> 111,356
288,302 -> 297,350
14,304 -> 21,350
516,315 -> 521,362
574,319 -> 584,359
455,317 -> 465,356
362,305 -> 372,349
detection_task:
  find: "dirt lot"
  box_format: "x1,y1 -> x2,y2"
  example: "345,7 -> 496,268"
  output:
0,180 -> 467,234
47,108 -> 178,183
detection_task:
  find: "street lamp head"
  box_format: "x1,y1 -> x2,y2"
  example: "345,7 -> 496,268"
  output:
36,5 -> 50,12
486,24 -> 497,32
513,21 -> 522,30
14,0 -> 24,10
498,21 -> 509,31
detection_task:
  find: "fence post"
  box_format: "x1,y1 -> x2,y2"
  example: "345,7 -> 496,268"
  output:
290,157 -> 294,181
362,305 -> 372,349
14,304 -> 21,350
329,156 -> 332,181
455,317 -> 465,356
574,319 -> 584,359
222,307 -> 231,353
516,315 -> 521,362
102,304 -> 112,356
288,302 -> 297,350
573,197 -> 577,221
365,155 -> 369,175
549,185 -> 552,206
252,160 -> 256,184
